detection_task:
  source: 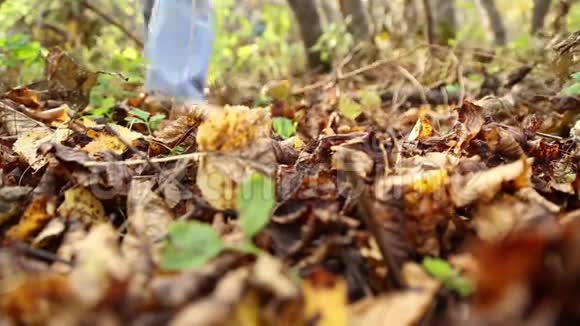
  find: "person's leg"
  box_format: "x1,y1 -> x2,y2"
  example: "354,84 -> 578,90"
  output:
144,0 -> 215,101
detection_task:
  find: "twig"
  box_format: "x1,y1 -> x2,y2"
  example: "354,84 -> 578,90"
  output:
81,0 -> 143,48
292,47 -> 420,95
81,152 -> 206,167
396,65 -> 428,104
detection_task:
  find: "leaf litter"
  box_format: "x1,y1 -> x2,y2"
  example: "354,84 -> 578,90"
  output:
0,45 -> 579,326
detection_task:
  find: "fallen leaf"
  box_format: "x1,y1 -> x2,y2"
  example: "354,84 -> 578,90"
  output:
197,105 -> 271,152
450,158 -> 532,207
303,269 -> 348,326
13,128 -> 71,170
57,187 -> 106,224
5,196 -> 53,243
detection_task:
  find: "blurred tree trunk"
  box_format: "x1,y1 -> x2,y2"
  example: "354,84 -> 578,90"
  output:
552,0 -> 574,34
476,0 -> 507,46
287,0 -> 326,70
433,0 -> 457,44
531,0 -> 553,35
318,0 -> 341,27
338,0 -> 371,42
404,0 -> 421,36
421,0 -> 435,45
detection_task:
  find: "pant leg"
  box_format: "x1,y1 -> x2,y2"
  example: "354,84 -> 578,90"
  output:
144,0 -> 214,101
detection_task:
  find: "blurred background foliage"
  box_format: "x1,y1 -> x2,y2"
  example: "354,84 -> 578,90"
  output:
1,0 -> 580,103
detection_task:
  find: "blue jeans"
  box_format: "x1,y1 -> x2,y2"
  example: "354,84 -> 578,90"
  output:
144,0 -> 214,101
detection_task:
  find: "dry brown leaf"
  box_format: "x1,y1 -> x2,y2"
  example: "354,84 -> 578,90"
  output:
57,187 -> 106,224
197,138 -> 276,210
127,179 -> 173,243
450,158 -> 532,207
453,101 -> 484,152
13,128 -> 71,170
473,195 -> 555,241
332,146 -> 374,179
170,268 -> 249,326
349,263 -> 440,326
69,223 -> 129,307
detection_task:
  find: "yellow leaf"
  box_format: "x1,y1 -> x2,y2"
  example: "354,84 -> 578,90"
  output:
57,187 -> 106,224
263,80 -> 291,101
408,116 -> 434,141
411,169 -> 449,194
303,270 -> 348,326
197,106 -> 271,152
5,197 -> 52,242
83,123 -> 142,156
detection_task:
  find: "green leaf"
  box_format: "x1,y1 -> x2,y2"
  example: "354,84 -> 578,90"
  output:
562,82 -> 580,96
161,221 -> 225,271
237,173 -> 276,238
446,276 -> 475,298
125,117 -> 145,126
128,108 -> 151,121
423,257 -> 475,297
272,117 -> 297,139
338,94 -> 363,121
422,257 -> 453,280
149,113 -> 166,130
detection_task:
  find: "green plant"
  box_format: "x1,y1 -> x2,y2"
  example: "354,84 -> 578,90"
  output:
312,22 -> 353,63
0,33 -> 44,86
562,72 -> 580,96
125,108 -> 166,135
272,117 -> 297,139
161,173 -> 275,271
422,257 -> 474,297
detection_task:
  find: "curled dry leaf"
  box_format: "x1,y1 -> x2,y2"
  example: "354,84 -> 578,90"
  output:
450,158 -> 532,207
350,263 -> 440,326
453,101 -> 484,152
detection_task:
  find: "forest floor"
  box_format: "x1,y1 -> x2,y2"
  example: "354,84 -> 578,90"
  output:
1,40 -> 580,325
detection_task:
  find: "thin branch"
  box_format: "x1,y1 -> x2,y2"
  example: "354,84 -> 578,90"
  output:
81,0 -> 143,48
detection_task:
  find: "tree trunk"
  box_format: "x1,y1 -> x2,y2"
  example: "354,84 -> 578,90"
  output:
531,0 -> 553,35
421,0 -> 436,45
287,0 -> 326,70
433,0 -> 457,44
318,0 -> 342,27
476,0 -> 507,46
551,0 -> 574,34
338,0 -> 371,42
